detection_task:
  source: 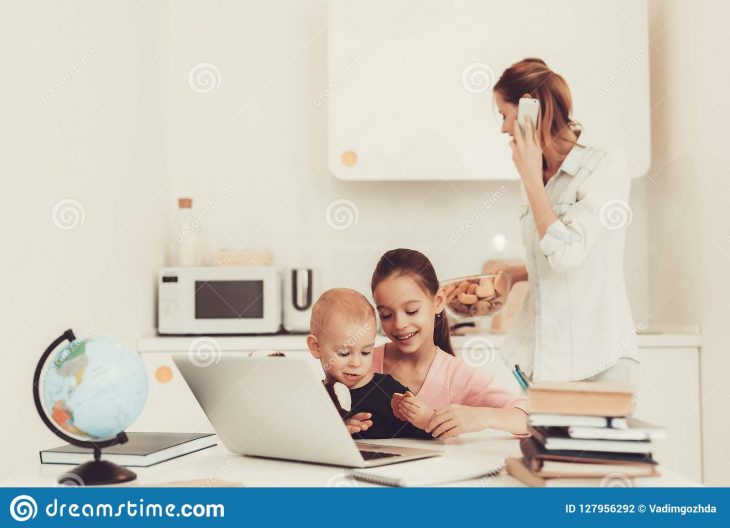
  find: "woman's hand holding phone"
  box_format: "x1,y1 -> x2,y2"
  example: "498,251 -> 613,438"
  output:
511,98 -> 544,188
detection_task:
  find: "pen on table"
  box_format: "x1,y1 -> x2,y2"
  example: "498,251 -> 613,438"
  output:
512,365 -> 528,392
513,364 -> 531,392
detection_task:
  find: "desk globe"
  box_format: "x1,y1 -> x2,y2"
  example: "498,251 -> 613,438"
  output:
33,330 -> 148,485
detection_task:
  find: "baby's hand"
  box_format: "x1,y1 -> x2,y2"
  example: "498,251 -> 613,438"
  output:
398,391 -> 435,430
390,393 -> 407,421
345,412 -> 372,434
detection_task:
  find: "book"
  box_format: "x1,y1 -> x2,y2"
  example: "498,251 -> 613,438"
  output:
536,460 -> 659,478
506,457 -> 657,486
530,427 -> 654,454
506,457 -> 604,487
520,437 -> 657,468
527,381 -> 634,417
347,456 -> 505,487
568,418 -> 666,441
40,432 -> 216,467
528,413 -> 628,429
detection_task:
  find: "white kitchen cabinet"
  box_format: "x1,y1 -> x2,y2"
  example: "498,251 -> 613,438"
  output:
328,0 -> 650,181
633,347 -> 703,482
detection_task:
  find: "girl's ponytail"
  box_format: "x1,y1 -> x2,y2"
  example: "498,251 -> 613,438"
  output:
371,248 -> 455,356
433,310 -> 454,356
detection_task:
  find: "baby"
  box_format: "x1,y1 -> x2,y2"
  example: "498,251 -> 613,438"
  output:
306,288 -> 432,440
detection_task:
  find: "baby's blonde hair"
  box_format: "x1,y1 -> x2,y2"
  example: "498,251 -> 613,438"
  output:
309,288 -> 376,340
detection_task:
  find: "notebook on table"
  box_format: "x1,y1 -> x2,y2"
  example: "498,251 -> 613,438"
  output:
40,432 -> 217,467
347,456 -> 505,487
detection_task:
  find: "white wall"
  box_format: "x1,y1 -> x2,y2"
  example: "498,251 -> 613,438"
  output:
164,0 -> 651,313
0,1 -> 169,480
647,0 -> 730,485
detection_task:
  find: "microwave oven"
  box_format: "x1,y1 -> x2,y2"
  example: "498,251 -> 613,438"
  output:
157,267 -> 281,335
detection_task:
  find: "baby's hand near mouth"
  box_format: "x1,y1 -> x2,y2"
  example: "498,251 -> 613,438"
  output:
398,391 -> 435,430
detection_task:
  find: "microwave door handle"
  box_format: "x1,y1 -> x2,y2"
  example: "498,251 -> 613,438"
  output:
292,269 -> 313,311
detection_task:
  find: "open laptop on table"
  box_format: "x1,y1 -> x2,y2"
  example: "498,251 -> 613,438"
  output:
173,355 -> 441,468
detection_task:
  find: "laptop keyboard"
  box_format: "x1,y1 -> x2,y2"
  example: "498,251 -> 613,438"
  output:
359,450 -> 400,460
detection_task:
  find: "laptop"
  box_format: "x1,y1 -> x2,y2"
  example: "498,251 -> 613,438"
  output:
173,355 -> 441,467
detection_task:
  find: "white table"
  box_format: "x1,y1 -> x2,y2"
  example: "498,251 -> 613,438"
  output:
7,431 -> 700,488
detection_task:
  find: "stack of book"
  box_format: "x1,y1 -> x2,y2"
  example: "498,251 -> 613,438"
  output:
507,381 -> 665,487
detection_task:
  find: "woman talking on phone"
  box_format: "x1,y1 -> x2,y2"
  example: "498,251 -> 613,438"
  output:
488,58 -> 639,388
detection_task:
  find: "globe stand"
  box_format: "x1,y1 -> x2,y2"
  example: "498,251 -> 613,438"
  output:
34,329 -> 139,486
58,446 -> 137,486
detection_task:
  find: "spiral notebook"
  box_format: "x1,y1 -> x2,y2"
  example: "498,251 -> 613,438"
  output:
347,456 -> 505,487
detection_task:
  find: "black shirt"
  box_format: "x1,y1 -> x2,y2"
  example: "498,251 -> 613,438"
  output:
346,373 -> 432,440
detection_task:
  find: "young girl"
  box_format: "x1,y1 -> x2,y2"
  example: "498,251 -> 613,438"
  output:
370,248 -> 528,439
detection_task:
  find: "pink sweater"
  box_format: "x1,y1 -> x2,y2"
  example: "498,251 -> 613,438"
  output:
370,345 -> 527,413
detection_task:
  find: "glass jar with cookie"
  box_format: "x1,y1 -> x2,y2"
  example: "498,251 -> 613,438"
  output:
440,272 -> 511,323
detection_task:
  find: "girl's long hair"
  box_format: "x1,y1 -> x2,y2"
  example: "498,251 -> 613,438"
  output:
371,248 -> 454,356
493,58 -> 581,174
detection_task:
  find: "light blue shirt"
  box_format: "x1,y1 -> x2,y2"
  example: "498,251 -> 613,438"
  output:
502,145 -> 639,381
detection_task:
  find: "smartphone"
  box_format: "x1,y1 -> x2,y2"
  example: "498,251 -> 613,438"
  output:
517,98 -> 540,132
